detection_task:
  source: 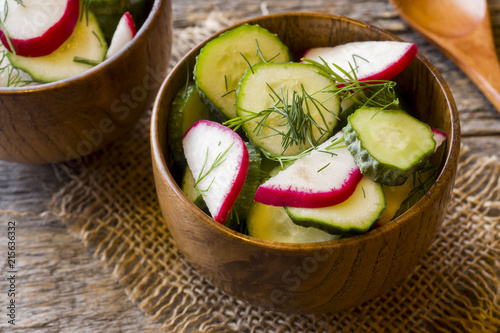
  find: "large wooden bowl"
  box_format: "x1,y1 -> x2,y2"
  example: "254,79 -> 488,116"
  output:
151,12 -> 460,313
0,0 -> 172,164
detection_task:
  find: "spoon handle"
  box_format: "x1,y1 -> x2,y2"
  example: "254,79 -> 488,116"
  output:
443,15 -> 500,112
400,5 -> 500,112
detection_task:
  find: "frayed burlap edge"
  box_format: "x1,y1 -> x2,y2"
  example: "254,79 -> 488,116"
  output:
46,13 -> 500,333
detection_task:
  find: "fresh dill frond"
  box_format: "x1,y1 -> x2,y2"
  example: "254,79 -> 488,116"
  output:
92,30 -> 103,47
351,54 -> 369,73
240,52 -> 254,74
255,39 -> 280,63
259,134 -> 344,168
225,83 -> 334,154
194,143 -> 234,195
0,0 -> 18,55
73,56 -> 101,66
81,0 -> 97,25
0,50 -> 34,87
260,146 -> 316,168
324,135 -> 346,150
224,207 -> 249,235
302,57 -> 400,110
220,75 -> 236,98
317,162 -> 330,173
220,89 -> 236,98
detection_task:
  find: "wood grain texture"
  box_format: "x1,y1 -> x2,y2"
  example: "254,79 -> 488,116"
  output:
389,0 -> 500,114
0,0 -> 173,164
151,12 -> 460,313
0,0 -> 499,331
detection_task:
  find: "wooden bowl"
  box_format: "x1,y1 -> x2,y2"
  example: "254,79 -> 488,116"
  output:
0,0 -> 172,164
151,12 -> 460,313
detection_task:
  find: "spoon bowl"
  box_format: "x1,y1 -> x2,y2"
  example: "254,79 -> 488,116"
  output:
389,0 -> 500,112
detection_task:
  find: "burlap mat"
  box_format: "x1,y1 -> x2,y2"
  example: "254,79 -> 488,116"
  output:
47,12 -> 500,332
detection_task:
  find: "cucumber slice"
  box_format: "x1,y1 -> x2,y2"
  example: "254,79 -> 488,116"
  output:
286,176 -> 386,235
343,107 -> 436,186
231,142 -> 263,218
224,142 -> 263,234
8,11 -> 107,83
168,81 -> 211,166
378,159 -> 440,226
194,24 -> 292,120
236,62 -> 340,156
181,166 -> 209,213
247,202 -> 340,243
378,175 -> 414,226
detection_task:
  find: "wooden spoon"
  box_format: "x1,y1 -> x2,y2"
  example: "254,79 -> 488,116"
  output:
389,0 -> 500,112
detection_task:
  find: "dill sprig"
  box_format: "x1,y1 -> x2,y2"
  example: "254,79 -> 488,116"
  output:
255,39 -> 280,63
317,162 -> 330,173
224,207 -> 249,235
0,50 -> 33,87
194,142 -> 234,196
260,134 -> 344,168
220,74 -> 236,98
302,56 -> 400,110
81,0 -> 97,25
222,39 -> 280,99
73,56 -> 101,66
0,0 -> 25,55
260,146 -> 316,168
324,134 -> 346,150
225,83 -> 335,154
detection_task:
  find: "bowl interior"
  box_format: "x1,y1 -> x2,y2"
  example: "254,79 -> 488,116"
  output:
151,12 -> 460,313
0,0 -> 158,92
155,12 -> 459,237
0,0 -> 172,164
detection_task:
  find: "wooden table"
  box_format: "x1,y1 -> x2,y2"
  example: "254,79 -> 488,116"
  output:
1,0 -> 499,332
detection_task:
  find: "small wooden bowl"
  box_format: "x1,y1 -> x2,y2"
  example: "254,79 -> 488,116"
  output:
0,0 -> 172,164
151,12 -> 460,313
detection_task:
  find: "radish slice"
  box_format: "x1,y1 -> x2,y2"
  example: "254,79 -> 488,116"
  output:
182,120 -> 249,224
0,0 -> 80,57
432,127 -> 448,152
254,132 -> 363,208
301,41 -> 418,81
105,11 -> 137,59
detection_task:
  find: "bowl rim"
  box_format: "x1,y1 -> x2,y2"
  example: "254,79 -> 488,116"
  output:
151,11 -> 461,252
0,0 -> 168,94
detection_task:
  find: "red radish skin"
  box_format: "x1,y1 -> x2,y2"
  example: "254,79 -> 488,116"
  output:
0,0 -> 80,57
254,132 -> 363,208
432,128 -> 448,151
301,41 -> 418,81
182,120 -> 249,224
106,12 -> 137,59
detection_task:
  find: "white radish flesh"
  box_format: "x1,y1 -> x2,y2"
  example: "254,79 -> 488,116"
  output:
106,11 -> 137,59
182,120 -> 249,224
302,41 -> 418,81
254,132 -> 363,208
0,0 -> 80,57
432,128 -> 447,152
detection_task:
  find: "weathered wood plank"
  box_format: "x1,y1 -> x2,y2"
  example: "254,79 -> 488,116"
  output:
0,0 -> 499,331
